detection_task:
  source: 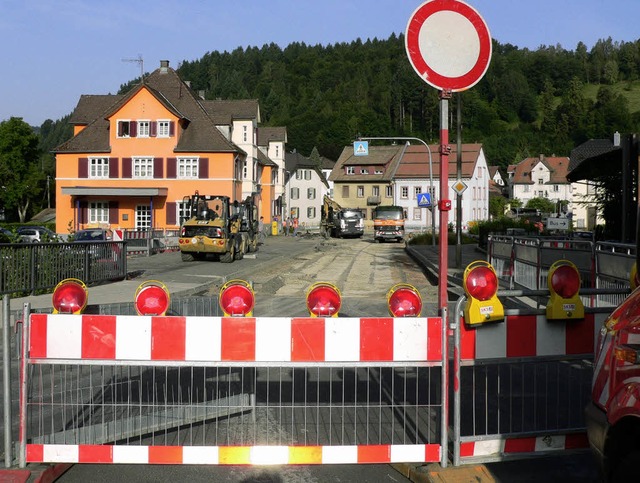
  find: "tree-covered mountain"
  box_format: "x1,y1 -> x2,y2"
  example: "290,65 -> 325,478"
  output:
41,34 -> 640,171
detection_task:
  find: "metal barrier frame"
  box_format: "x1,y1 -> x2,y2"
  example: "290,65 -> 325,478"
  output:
450,289 -> 624,466
18,311 -> 447,467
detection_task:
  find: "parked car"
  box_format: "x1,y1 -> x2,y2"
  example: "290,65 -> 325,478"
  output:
17,226 -> 59,243
72,228 -> 115,260
73,228 -> 113,242
0,228 -> 13,243
586,281 -> 640,481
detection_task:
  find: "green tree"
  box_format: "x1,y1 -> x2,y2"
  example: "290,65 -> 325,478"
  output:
0,117 -> 44,222
525,197 -> 556,213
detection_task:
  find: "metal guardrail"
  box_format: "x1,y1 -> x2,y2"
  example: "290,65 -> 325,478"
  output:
0,241 -> 127,296
488,236 -> 635,306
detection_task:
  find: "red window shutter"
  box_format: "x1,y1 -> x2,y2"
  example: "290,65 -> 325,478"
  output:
109,202 -> 119,224
117,121 -> 124,137
199,158 -> 209,179
150,121 -> 157,137
154,157 -> 164,178
167,158 -> 177,178
78,158 -> 88,178
166,202 -> 176,225
79,201 -> 88,224
122,158 -> 132,178
109,158 -> 119,178
129,121 -> 137,137
169,121 -> 175,136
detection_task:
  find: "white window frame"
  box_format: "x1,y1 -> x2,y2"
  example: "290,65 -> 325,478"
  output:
385,185 -> 393,198
414,186 -> 422,199
177,201 -> 190,225
136,205 -> 151,231
346,166 -> 355,175
296,171 -> 302,180
413,208 -> 422,221
89,201 -> 109,224
357,186 -> 364,198
133,157 -> 154,179
401,186 -> 409,199
243,125 -> 248,142
307,206 -> 316,219
291,187 -> 299,200
178,157 -> 199,179
137,120 -> 150,138
116,119 -> 131,138
157,120 -> 170,138
372,186 -> 380,197
304,170 -> 312,180
89,157 -> 109,179
307,187 -> 316,200
360,168 -> 368,174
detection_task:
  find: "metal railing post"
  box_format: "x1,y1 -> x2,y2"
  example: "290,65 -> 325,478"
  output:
3,295 -> 12,467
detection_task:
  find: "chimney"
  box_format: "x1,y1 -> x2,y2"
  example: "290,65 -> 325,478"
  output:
539,154 -> 544,161
185,80 -> 191,88
160,60 -> 169,73
198,90 -> 205,100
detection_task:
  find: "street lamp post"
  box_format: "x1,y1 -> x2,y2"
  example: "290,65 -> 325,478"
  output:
358,136 -> 435,245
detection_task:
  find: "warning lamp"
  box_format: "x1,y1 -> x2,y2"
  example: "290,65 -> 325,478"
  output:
306,282 -> 341,317
52,278 -> 88,314
387,283 -> 422,317
546,260 -> 584,320
135,281 -> 170,316
463,261 -> 504,326
219,280 -> 255,317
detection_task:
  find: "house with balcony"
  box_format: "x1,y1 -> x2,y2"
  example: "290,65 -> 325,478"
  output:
54,60 -> 284,234
507,155 -> 572,216
329,142 -> 489,232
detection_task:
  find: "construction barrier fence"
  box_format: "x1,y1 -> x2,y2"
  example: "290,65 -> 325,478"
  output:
19,314 -> 446,466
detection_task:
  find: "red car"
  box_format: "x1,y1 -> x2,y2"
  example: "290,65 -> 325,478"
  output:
586,286 -> 640,482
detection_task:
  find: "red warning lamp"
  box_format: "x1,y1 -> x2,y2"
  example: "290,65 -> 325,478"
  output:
219,280 -> 255,317
546,260 -> 584,320
463,261 -> 504,326
387,283 -> 422,317
135,281 -> 170,316
306,282 -> 341,317
52,278 -> 88,314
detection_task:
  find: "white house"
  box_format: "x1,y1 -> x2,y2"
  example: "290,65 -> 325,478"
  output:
284,149 -> 332,229
393,143 -> 490,232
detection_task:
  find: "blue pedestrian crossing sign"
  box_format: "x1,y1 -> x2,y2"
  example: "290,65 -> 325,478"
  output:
353,141 -> 369,156
417,192 -> 431,207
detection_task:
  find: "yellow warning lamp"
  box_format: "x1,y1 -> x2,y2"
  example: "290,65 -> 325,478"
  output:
219,280 -> 255,317
135,281 -> 171,316
546,260 -> 584,320
387,283 -> 422,317
306,282 -> 341,317
463,261 -> 504,326
52,278 -> 88,314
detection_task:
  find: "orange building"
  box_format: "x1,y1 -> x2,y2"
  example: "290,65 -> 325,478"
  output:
55,60 -> 284,235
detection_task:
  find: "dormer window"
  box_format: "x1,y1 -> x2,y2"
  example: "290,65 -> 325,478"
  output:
360,168 -> 368,174
346,166 -> 355,175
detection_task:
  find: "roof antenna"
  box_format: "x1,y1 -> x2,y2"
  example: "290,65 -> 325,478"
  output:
122,54 -> 144,82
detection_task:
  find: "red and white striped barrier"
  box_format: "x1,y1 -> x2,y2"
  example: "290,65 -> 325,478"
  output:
29,315 -> 443,363
27,443 -> 441,465
459,433 -> 589,460
459,313 -> 607,360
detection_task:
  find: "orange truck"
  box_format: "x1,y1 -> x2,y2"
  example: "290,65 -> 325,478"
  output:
372,206 -> 405,243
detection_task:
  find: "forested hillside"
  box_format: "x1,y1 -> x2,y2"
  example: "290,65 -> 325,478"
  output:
42,34 -> 640,171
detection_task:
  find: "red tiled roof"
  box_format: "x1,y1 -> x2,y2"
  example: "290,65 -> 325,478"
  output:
510,156 -> 571,184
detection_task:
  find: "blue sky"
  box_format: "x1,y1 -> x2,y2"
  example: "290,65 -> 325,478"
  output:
1,0 -> 638,126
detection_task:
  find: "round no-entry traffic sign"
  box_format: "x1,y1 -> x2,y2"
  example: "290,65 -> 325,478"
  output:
405,0 -> 492,91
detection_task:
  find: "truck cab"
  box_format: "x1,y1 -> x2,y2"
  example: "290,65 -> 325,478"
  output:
372,206 -> 405,243
334,209 -> 364,238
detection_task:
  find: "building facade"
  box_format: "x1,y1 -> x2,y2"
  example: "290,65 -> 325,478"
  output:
55,61 -> 285,234
329,143 -> 490,232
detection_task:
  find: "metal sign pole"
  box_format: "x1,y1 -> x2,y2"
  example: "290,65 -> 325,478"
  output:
439,90 -> 452,322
